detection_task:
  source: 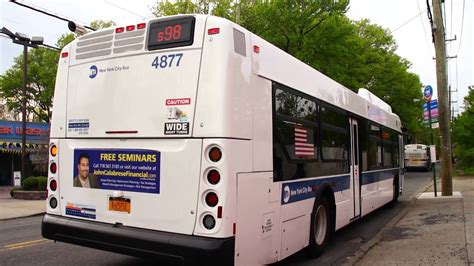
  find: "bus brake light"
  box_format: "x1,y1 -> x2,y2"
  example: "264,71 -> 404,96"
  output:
61,52 -> 68,58
205,192 -> 218,207
116,27 -> 125,33
137,23 -> 146,29
208,28 -> 220,35
126,25 -> 135,31
253,45 -> 260,53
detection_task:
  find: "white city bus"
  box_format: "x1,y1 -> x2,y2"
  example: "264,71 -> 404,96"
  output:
404,144 -> 431,171
42,15 -> 404,265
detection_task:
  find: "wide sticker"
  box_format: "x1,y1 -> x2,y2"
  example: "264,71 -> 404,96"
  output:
73,149 -> 161,194
165,98 -> 191,135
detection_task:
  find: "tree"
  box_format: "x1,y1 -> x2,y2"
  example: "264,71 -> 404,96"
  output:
452,87 -> 474,173
0,20 -> 114,123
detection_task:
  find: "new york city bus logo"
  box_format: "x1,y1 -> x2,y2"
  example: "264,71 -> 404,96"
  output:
89,65 -> 98,79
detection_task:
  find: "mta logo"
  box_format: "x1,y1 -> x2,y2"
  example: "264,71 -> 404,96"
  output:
89,65 -> 98,79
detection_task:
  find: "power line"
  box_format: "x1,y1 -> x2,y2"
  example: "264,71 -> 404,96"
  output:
417,0 -> 433,55
103,0 -> 147,19
390,8 -> 428,33
457,0 -> 466,53
9,0 -> 96,31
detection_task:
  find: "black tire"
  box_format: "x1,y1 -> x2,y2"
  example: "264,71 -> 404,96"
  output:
307,196 -> 333,258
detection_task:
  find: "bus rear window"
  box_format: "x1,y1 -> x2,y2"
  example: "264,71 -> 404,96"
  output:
148,17 -> 195,50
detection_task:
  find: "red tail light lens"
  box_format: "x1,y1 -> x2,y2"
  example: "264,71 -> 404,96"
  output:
50,180 -> 57,191
50,162 -> 57,174
137,23 -> 146,29
116,27 -> 125,33
205,192 -> 218,207
208,28 -> 220,35
207,170 -> 221,185
126,25 -> 135,31
209,147 -> 222,162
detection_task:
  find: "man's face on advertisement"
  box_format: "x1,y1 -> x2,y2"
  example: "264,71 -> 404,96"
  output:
78,157 -> 89,179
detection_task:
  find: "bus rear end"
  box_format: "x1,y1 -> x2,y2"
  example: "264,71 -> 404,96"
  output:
42,15 -> 251,264
404,144 -> 430,171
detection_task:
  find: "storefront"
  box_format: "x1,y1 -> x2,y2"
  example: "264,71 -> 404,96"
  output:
0,120 -> 50,186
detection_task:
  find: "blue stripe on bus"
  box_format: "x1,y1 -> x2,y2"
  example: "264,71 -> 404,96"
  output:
360,169 -> 398,185
281,175 -> 350,205
280,168 -> 400,205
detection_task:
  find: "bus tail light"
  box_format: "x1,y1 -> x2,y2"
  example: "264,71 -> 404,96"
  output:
49,197 -> 58,209
253,45 -> 260,53
116,27 -> 125,33
126,25 -> 135,31
209,147 -> 222,162
203,215 -> 216,230
208,28 -> 220,35
50,162 -> 57,174
137,23 -> 146,29
61,52 -> 68,58
50,180 -> 57,191
205,192 -> 218,207
50,145 -> 57,157
207,170 -> 220,185
217,206 -> 222,218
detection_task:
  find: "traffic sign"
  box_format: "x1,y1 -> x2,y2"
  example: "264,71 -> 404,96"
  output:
422,99 -> 438,111
424,85 -> 433,102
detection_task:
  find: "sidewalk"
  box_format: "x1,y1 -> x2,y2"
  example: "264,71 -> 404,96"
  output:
353,175 -> 474,265
0,186 -> 45,220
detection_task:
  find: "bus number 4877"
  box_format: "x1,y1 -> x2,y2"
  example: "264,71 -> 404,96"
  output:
151,53 -> 183,69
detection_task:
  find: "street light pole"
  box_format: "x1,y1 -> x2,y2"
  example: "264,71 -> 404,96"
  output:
21,43 -> 28,180
1,26 -> 43,182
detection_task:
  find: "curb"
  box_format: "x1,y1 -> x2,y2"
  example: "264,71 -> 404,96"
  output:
344,180 -> 434,265
0,212 -> 46,222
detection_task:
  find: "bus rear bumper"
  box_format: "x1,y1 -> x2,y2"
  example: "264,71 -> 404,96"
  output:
42,214 -> 234,264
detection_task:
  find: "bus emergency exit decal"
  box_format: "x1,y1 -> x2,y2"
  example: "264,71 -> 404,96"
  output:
73,149 -> 161,194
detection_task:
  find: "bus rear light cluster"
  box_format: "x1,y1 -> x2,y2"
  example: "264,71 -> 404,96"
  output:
205,192 -> 219,207
116,23 -> 147,33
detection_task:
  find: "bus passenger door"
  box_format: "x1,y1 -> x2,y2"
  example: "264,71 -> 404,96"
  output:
350,118 -> 361,218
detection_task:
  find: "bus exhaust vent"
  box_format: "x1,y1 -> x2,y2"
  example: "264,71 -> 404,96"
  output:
75,28 -> 145,60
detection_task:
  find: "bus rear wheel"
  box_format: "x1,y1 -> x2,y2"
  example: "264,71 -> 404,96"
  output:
307,196 -> 333,258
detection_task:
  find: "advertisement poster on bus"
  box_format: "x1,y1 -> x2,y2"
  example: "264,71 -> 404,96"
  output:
73,149 -> 161,194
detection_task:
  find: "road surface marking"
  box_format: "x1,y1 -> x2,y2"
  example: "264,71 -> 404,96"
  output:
0,239 -> 51,252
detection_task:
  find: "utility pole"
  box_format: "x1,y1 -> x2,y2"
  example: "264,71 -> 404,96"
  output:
432,0 -> 453,196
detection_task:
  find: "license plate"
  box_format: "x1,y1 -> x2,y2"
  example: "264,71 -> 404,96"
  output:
109,197 -> 131,213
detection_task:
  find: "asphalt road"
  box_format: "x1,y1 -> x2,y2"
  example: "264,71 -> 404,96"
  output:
0,170 -> 434,266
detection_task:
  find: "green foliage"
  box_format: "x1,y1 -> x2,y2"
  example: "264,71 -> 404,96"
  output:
0,47 -> 58,122
22,176 -> 39,191
0,20 -> 113,123
452,87 -> 474,169
37,176 -> 48,191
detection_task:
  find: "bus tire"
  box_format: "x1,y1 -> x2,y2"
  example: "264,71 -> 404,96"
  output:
307,196 -> 333,258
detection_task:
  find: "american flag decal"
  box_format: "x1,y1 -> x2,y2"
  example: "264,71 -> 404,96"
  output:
295,126 -> 314,156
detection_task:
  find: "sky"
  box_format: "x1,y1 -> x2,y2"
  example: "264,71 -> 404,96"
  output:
1,0 -> 472,115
